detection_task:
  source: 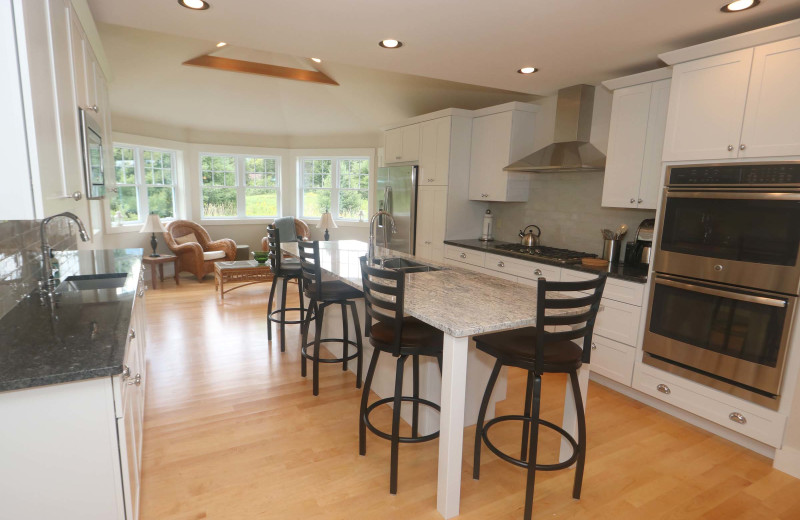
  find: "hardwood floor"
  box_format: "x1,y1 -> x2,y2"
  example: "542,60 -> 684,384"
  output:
140,277 -> 800,519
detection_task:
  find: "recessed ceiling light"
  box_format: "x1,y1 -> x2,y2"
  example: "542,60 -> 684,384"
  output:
216,42 -> 227,48
311,57 -> 322,63
379,39 -> 403,49
517,67 -> 538,74
721,0 -> 760,12
178,0 -> 210,10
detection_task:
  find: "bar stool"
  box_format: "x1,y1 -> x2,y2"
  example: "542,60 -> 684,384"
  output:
358,255 -> 443,494
472,274 -> 606,520
297,240 -> 364,396
266,226 -> 304,352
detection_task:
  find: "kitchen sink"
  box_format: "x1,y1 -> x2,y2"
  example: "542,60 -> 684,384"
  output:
56,273 -> 128,292
375,257 -> 443,273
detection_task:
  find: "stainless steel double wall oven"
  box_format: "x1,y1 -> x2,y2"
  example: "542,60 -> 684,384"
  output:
645,162 -> 800,409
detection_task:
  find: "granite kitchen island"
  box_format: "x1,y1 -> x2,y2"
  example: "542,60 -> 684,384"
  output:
282,240 -> 591,519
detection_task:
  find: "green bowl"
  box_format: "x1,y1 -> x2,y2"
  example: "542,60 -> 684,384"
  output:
252,251 -> 270,264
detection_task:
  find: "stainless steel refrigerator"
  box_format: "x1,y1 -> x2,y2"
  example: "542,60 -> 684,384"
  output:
376,165 -> 418,255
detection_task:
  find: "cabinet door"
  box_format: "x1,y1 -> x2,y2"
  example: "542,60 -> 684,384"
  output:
68,11 -> 88,108
739,36 -> 800,158
415,188 -> 434,260
469,112 -> 512,200
637,78 -> 670,209
385,128 -> 403,163
419,118 -> 451,185
401,124 -> 420,162
589,335 -> 636,386
662,48 -> 753,161
601,83 -> 652,209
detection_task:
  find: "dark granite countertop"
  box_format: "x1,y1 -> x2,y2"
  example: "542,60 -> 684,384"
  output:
444,239 -> 649,284
0,249 -> 143,392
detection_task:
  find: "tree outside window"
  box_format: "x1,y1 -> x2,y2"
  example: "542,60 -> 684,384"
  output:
110,145 -> 177,225
300,157 -> 370,220
200,154 -> 281,219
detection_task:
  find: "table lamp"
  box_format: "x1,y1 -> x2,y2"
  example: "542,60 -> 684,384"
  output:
317,212 -> 338,241
140,213 -> 168,257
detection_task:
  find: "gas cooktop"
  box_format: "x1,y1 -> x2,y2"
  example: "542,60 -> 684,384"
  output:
491,243 -> 598,264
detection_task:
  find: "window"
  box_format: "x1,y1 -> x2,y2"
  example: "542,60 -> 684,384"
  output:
110,145 -> 178,224
300,157 -> 369,220
200,154 -> 280,219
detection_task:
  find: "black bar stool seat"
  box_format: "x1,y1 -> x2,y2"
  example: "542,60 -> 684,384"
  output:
359,256 -> 443,495
472,274 -> 607,520
265,226 -> 304,352
298,240 -> 364,396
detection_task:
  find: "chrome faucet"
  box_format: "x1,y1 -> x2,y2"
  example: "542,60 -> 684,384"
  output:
40,212 -> 90,291
368,210 -> 397,265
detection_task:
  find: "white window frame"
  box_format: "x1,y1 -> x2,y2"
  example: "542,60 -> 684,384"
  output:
199,152 -> 282,220
298,156 -> 371,222
109,143 -> 178,227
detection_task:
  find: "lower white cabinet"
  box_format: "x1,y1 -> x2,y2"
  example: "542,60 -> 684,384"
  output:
0,279 -> 146,520
415,186 -> 447,262
590,335 -> 637,386
444,244 -> 485,268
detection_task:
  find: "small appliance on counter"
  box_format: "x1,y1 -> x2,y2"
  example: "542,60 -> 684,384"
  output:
624,218 -> 655,267
479,209 -> 494,241
518,224 -> 541,246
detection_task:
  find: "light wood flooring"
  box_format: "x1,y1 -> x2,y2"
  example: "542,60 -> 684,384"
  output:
140,276 -> 800,519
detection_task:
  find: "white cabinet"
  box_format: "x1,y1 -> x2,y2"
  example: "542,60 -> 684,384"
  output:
739,36 -> 800,158
444,244 -> 485,267
602,79 -> 670,210
590,335 -> 636,386
419,117 -> 451,185
385,124 -> 420,163
469,107 -> 537,202
416,186 -> 447,262
663,37 -> 800,161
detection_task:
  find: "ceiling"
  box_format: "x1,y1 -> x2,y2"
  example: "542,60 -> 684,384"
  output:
88,0 -> 800,95
99,24 -> 537,144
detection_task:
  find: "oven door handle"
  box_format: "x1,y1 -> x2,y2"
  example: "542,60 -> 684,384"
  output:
656,277 -> 788,308
666,191 -> 800,201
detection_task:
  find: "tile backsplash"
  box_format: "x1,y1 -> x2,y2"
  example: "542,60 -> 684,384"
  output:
0,220 -> 78,319
489,172 -> 657,256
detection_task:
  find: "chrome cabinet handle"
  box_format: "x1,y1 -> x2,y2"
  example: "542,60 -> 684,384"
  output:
630,198 -> 635,204
740,144 -> 746,151
459,253 -> 467,259
729,412 -> 747,425
138,289 -> 145,297
395,156 -> 401,160
713,264 -> 724,271
591,342 -> 597,351
428,178 -> 434,182
497,261 -> 504,268
728,144 -> 734,151
127,374 -> 142,386
533,268 -> 542,276
638,198 -> 643,203
656,383 -> 671,395
129,328 -> 136,340
122,365 -> 131,378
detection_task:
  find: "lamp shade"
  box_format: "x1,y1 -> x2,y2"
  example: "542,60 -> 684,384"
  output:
139,213 -> 168,233
317,212 -> 338,230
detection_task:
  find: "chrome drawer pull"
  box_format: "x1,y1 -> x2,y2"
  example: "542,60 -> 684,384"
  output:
533,269 -> 542,276
729,412 -> 747,425
591,342 -> 597,351
127,374 -> 142,386
656,384 -> 671,395
138,289 -> 145,297
497,261 -> 504,268
122,365 -> 131,378
460,253 -> 467,259
129,329 -> 136,340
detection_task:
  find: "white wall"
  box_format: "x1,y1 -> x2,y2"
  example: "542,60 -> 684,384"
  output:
101,132 -> 374,255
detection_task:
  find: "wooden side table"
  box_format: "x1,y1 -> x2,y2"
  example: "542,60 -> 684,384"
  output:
141,255 -> 180,289
214,260 -> 273,300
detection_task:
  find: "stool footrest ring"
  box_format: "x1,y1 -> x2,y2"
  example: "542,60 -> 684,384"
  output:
482,414 -> 579,471
268,307 -> 306,325
364,396 -> 440,444
301,339 -> 360,363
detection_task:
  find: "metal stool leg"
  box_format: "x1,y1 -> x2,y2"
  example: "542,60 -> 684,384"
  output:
569,369 -> 587,499
521,370 -> 534,462
279,276 -> 289,352
523,374 -> 542,520
473,359 -> 502,480
341,303 -> 349,372
267,276 -> 277,341
349,301 -> 363,388
390,354 -> 408,495
360,348 -> 380,456
297,277 -> 304,324
312,303 -> 326,396
301,299 -> 316,378
412,355 -> 420,438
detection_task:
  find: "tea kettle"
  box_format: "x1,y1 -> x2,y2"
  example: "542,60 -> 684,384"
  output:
519,225 -> 541,247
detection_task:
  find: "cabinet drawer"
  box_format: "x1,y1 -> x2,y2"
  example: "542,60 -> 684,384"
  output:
633,363 -> 786,447
444,245 -> 485,267
484,253 -> 561,282
595,298 -> 641,347
589,335 -> 635,386
560,268 -> 645,306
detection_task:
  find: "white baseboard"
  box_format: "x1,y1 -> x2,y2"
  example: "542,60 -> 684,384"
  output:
773,446 -> 800,479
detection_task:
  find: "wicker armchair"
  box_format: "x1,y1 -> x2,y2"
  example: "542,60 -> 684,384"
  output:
261,219 -> 311,251
164,220 -> 236,281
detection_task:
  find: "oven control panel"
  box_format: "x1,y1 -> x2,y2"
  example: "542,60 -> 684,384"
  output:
668,163 -> 800,186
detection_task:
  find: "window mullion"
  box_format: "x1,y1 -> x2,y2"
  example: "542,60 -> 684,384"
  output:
137,147 -> 149,219
331,159 -> 339,217
237,156 -> 246,218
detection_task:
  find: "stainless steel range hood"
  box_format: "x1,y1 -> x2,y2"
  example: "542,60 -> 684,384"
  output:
504,84 -> 605,173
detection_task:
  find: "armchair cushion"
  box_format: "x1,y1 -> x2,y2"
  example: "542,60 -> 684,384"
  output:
203,250 -> 227,261
175,232 -> 199,245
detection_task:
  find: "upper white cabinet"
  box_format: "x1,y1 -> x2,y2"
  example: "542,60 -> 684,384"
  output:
468,106 -> 537,202
418,117 -> 451,185
385,124 -> 420,163
663,36 -> 800,161
602,78 -> 670,210
739,36 -> 800,158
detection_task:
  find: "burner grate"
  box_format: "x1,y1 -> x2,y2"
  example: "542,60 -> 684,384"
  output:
492,243 -> 597,264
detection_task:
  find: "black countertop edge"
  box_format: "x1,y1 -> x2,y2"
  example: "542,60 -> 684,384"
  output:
444,239 -> 649,284
0,248 -> 144,393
